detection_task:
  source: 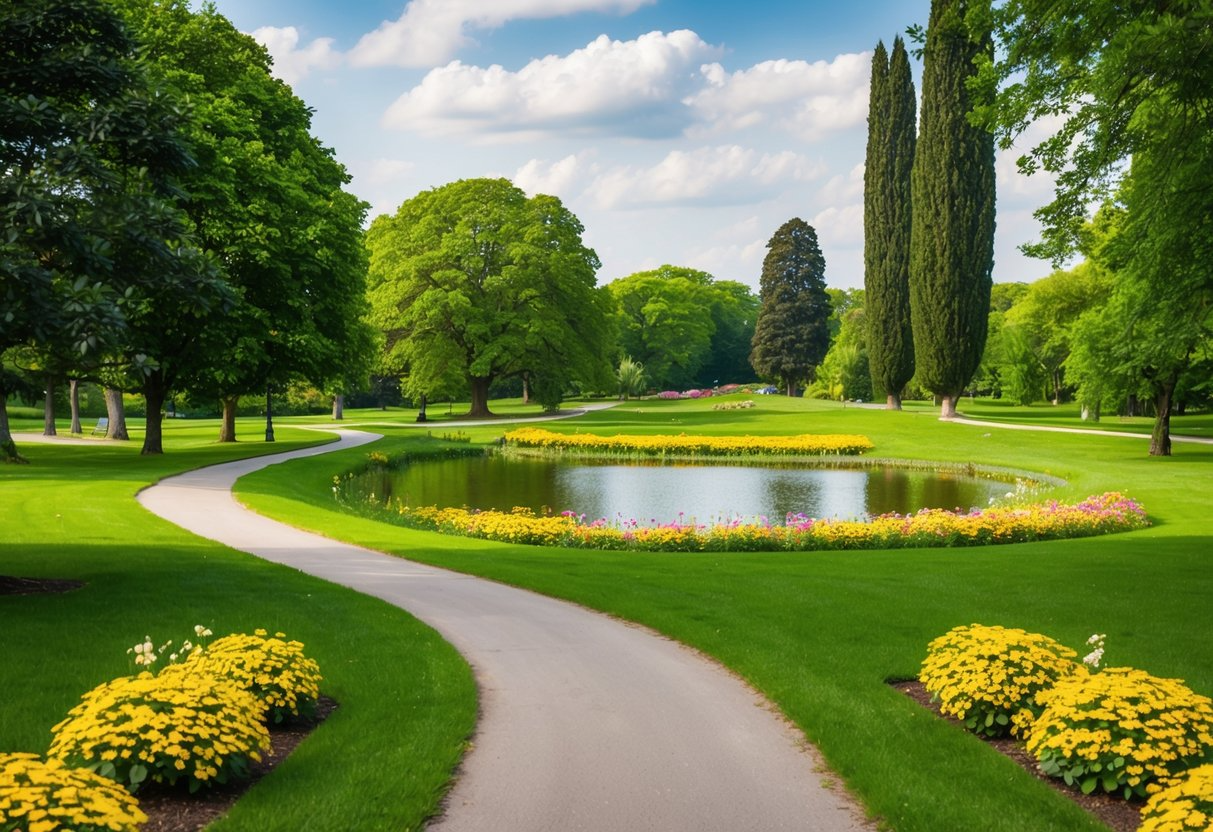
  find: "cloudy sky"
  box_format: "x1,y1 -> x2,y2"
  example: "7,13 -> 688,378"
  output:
210,0 -> 1059,291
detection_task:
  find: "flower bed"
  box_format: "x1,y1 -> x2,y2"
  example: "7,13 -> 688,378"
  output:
359,492 -> 1149,552
1140,764 -> 1213,832
0,753 -> 146,832
502,427 -> 875,457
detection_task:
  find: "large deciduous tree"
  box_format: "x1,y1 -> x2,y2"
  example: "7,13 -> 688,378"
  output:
977,1 -> 1213,453
750,219 -> 832,397
908,0 -> 995,419
608,266 -> 719,391
863,37 -> 916,410
1,0 -> 205,461
366,178 -> 612,418
113,0 -> 373,445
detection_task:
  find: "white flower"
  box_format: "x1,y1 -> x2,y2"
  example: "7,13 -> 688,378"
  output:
1082,647 -> 1104,669
1086,633 -> 1106,645
194,625 -> 212,638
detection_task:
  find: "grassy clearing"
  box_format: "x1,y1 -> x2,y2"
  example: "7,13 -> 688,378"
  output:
0,423 -> 476,832
235,395 -> 1213,832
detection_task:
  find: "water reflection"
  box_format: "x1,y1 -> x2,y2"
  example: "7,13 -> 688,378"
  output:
358,455 -> 1006,526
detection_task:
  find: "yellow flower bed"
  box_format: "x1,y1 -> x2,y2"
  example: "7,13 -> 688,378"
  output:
0,753 -> 146,832
503,427 -> 875,456
49,670 -> 270,791
178,629 -> 322,722
1027,667 -> 1213,798
919,624 -> 1082,738
1140,764 -> 1213,832
381,492 -> 1149,552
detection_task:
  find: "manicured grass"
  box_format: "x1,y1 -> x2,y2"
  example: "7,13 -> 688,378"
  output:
0,424 -> 476,831
236,395 -> 1213,832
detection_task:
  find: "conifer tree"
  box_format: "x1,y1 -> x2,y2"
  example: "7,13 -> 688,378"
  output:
750,219 -> 832,396
909,0 -> 996,418
863,36 -> 916,410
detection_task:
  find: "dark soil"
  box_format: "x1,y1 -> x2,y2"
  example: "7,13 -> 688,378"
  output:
892,680 -> 1142,832
137,697 -> 337,832
0,575 -> 86,595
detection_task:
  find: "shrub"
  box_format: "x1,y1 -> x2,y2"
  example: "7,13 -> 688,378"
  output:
179,629 -> 323,722
919,624 -> 1082,738
0,753 -> 146,832
656,390 -> 681,399
49,670 -> 270,792
1027,667 -> 1213,798
1139,764 -> 1213,832
502,427 -> 874,457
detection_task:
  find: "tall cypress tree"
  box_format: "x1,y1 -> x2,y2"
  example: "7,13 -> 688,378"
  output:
749,218 -> 832,397
864,37 -> 917,410
909,0 -> 995,418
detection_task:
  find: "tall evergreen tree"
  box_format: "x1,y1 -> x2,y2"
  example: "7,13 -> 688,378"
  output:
909,0 -> 996,419
750,219 -> 832,396
863,37 -> 917,410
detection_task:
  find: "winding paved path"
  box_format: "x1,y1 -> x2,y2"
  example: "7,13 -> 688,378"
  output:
134,428 -> 869,832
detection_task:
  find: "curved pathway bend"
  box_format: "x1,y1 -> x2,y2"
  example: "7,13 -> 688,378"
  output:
947,415 -> 1213,445
136,428 -> 870,832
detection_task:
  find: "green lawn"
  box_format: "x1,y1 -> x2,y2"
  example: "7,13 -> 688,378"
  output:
0,423 -> 476,832
234,394 -> 1212,832
4,396 -> 1210,831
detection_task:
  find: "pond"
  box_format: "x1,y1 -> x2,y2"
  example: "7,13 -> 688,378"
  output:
351,454 -> 1011,525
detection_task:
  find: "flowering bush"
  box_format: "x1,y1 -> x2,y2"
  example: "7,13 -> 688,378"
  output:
362,492 -> 1148,553
503,427 -> 875,457
178,629 -> 322,722
712,400 -> 755,411
1027,667 -> 1213,798
0,753 -> 146,832
49,670 -> 270,792
919,624 -> 1081,738
1139,764 -> 1213,832
656,391 -> 681,399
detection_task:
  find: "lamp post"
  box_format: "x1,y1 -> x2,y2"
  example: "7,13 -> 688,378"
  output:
265,384 -> 275,442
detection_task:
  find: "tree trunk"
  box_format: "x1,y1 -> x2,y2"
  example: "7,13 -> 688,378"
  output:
1,389 -> 27,463
885,393 -> 902,410
468,377 -> 493,418
416,393 -> 428,423
332,394 -> 344,421
521,375 -> 530,405
43,376 -> 57,436
939,394 -> 958,419
1051,369 -> 1062,406
104,388 -> 129,440
141,375 -> 167,455
218,396 -> 239,442
69,379 -> 82,434
783,378 -> 798,397
1149,380 -> 1175,457
1126,394 -> 1139,417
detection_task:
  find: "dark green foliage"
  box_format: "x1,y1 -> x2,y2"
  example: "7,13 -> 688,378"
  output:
864,37 -> 916,408
908,0 -> 995,414
750,219 -> 832,396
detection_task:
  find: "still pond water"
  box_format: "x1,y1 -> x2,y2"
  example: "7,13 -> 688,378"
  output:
355,454 -> 1008,525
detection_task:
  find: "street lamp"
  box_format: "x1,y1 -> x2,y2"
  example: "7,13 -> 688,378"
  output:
265,384 -> 275,442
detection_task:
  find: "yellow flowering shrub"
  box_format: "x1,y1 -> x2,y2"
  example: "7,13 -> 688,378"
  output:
503,427 -> 875,456
1027,667 -> 1213,799
48,670 -> 270,792
0,753 -> 146,832
919,624 -> 1082,738
178,629 -> 322,722
1139,764 -> 1213,832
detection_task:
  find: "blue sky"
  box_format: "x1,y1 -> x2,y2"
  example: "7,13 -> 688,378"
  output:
210,0 -> 1058,291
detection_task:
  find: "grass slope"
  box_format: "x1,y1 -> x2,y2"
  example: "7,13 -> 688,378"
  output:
0,424 -> 475,832
235,395 -> 1213,832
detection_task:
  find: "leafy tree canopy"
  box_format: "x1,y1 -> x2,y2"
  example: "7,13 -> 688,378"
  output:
367,178 -> 612,417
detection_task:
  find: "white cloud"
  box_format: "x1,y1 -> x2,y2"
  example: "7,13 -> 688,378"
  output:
350,0 -> 656,69
589,146 -> 825,209
251,26 -> 340,84
810,202 -> 864,248
514,153 -> 598,198
382,30 -> 720,139
687,53 -> 870,140
364,158 -> 417,182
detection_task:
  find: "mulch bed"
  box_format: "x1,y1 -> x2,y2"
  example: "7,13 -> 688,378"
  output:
137,697 -> 337,832
892,680 -> 1142,832
0,575 -> 86,595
